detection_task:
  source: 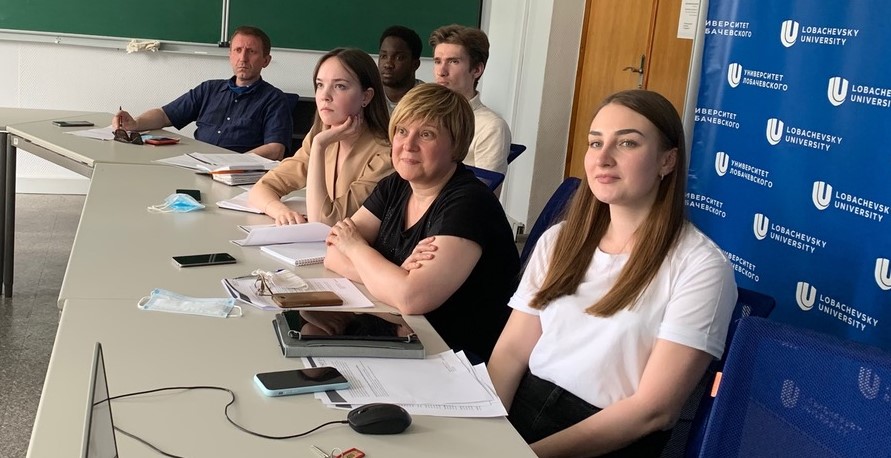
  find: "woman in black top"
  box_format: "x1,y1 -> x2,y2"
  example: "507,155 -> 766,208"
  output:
325,83 -> 519,361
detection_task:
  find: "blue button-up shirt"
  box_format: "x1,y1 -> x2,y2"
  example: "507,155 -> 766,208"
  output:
163,77 -> 293,153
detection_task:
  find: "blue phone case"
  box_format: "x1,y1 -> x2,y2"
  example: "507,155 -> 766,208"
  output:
253,373 -> 350,397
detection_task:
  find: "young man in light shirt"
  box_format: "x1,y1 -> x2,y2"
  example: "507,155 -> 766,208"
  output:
430,24 -> 511,175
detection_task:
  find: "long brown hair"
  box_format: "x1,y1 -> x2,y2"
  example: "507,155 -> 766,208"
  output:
529,90 -> 687,316
310,48 -> 390,142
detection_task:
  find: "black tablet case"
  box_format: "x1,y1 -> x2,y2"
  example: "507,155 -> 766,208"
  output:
273,313 -> 426,359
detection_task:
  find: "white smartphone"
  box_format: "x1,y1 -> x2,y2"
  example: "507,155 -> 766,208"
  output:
253,366 -> 349,397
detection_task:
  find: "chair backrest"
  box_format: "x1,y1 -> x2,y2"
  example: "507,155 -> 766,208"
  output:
519,177 -> 581,266
507,143 -> 527,164
699,317 -> 891,457
466,165 -> 506,192
284,94 -> 317,157
677,287 -> 776,457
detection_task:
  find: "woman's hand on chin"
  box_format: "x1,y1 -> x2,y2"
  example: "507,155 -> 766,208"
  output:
317,113 -> 363,147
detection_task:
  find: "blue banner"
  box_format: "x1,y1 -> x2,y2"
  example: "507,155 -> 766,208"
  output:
687,0 -> 890,349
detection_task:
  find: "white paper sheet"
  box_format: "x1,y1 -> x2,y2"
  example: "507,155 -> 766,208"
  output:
223,276 -> 374,311
216,191 -> 307,215
65,125 -> 116,140
303,351 -> 494,405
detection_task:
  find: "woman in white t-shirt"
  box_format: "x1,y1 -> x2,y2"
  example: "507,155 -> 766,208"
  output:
488,90 -> 737,457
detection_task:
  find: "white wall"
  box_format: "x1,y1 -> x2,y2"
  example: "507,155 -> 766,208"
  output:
0,0 -> 585,226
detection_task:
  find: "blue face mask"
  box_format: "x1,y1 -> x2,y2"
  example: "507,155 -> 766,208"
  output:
138,288 -> 242,318
148,193 -> 206,213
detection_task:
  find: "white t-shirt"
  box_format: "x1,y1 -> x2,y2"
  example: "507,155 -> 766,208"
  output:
509,222 -> 737,409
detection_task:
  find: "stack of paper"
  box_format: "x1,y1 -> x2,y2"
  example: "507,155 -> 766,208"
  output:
216,191 -> 306,215
222,276 -> 374,311
211,171 -> 268,186
305,351 -> 508,418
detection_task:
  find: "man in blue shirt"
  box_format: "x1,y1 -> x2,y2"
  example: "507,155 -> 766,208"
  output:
113,26 -> 292,159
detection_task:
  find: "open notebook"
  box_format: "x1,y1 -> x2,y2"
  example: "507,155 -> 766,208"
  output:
261,242 -> 327,266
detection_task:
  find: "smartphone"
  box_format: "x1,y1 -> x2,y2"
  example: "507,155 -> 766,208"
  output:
273,291 -> 343,308
53,120 -> 95,127
175,188 -> 202,202
254,366 -> 349,397
172,252 -> 236,268
144,137 -> 180,145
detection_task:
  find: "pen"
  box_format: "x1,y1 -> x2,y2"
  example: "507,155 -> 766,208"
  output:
117,105 -> 122,130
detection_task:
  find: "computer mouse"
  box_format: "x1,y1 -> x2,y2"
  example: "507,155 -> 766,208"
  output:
347,403 -> 412,434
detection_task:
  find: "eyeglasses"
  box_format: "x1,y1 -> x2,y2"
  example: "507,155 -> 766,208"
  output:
113,128 -> 143,145
254,271 -> 274,296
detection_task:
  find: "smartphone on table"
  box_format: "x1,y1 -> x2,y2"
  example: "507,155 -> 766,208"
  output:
254,366 -> 349,397
272,291 -> 343,308
52,120 -> 94,127
144,136 -> 180,145
172,252 -> 236,268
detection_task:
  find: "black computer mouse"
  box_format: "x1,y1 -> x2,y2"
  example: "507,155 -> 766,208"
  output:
347,403 -> 412,434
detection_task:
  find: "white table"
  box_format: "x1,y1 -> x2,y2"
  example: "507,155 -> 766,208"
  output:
4,112 -> 236,297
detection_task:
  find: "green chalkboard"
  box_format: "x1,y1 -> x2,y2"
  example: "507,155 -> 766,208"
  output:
0,0 -> 481,54
228,0 -> 482,57
0,0 -> 221,44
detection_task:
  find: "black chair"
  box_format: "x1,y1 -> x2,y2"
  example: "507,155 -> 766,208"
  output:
660,287 -> 776,457
518,177 -> 581,266
284,93 -> 316,158
508,143 -> 526,164
699,317 -> 891,457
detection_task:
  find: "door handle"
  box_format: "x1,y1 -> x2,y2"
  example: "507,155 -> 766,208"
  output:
621,54 -> 646,88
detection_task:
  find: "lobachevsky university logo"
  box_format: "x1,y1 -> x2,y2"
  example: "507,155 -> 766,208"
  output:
812,181 -> 833,210
727,63 -> 742,87
827,77 -> 848,106
715,151 -> 729,176
876,258 -> 891,291
753,213 -> 769,240
781,20 -> 799,47
766,118 -> 783,145
796,281 -> 817,311
858,367 -> 881,400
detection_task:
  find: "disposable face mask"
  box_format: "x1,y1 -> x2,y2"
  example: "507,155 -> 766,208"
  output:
138,288 -> 242,318
147,193 -> 206,213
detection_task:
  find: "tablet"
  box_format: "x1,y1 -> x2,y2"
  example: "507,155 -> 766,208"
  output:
282,310 -> 418,343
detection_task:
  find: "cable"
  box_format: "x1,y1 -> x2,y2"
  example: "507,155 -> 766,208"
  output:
103,385 -> 350,455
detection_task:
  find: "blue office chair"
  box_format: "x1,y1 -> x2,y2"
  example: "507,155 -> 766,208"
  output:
519,177 -> 581,266
668,287 -> 776,458
508,143 -> 527,164
698,317 -> 891,457
466,165 -> 506,192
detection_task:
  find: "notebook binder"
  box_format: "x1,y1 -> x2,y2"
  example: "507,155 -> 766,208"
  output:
273,313 -> 425,359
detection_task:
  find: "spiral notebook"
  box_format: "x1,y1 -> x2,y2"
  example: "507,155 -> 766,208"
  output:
260,242 -> 327,266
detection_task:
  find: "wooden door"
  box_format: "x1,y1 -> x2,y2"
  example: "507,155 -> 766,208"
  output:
565,0 -> 693,178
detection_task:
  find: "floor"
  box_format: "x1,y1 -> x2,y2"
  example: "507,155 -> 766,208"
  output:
0,194 -> 84,458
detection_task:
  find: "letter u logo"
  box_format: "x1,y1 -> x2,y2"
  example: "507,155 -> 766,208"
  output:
766,118 -> 783,145
875,258 -> 891,291
796,281 -> 816,311
727,63 -> 742,88
780,20 -> 799,48
715,152 -> 729,176
753,213 -> 769,240
827,77 -> 848,107
811,181 -> 832,210
780,379 -> 800,408
858,367 -> 881,399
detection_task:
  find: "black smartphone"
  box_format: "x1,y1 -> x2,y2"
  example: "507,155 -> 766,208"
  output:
253,366 -> 349,397
53,120 -> 95,127
172,252 -> 236,268
175,189 -> 202,202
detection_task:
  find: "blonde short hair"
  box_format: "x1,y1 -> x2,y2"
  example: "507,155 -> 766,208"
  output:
389,83 -> 474,161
